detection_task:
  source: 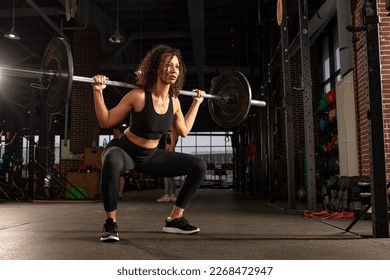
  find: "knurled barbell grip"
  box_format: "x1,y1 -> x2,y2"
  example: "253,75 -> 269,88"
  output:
177,90 -> 220,100
73,75 -> 221,100
73,75 -> 137,89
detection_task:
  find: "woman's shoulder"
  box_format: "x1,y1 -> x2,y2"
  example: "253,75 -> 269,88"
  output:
130,87 -> 145,95
123,88 -> 146,111
124,88 -> 145,100
168,95 -> 180,115
171,95 -> 180,108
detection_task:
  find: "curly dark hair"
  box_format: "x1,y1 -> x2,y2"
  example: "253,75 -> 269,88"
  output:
135,44 -> 186,97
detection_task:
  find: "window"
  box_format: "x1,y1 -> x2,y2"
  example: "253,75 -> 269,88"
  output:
54,135 -> 61,164
176,131 -> 233,165
21,135 -> 39,164
15,135 -> 61,166
321,25 -> 340,92
99,135 -> 114,147
322,37 -> 331,92
98,131 -> 233,169
0,135 -> 4,159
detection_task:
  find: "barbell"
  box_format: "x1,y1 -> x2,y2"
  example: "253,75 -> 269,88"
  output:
0,37 -> 266,128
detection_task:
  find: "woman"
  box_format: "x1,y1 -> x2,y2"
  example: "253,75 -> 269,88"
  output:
92,44 -> 207,242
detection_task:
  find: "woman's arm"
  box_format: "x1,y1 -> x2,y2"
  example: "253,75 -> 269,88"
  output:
92,75 -> 140,128
172,89 -> 205,137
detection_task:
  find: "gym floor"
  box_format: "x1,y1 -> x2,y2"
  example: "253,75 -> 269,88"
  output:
0,188 -> 390,260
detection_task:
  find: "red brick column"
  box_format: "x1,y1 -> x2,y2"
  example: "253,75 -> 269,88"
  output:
378,0 -> 390,181
353,0 -> 390,181
69,25 -> 101,155
351,0 -> 369,176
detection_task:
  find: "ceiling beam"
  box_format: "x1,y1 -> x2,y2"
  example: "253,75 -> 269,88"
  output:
0,7 -> 64,18
24,0 -> 69,41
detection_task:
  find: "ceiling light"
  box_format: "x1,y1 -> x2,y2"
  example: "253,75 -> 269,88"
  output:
109,0 -> 125,44
4,27 -> 20,40
4,0 -> 21,40
109,32 -> 125,44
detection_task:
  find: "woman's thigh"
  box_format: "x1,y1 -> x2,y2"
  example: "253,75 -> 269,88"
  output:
139,150 -> 205,178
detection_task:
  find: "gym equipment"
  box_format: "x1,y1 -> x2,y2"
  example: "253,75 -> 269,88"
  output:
319,117 -> 327,131
326,89 -> 336,105
33,158 -> 88,199
208,70 -> 252,128
0,37 -> 266,128
318,93 -> 328,111
41,36 -> 73,115
0,131 -> 17,147
328,108 -> 337,123
0,131 -> 25,200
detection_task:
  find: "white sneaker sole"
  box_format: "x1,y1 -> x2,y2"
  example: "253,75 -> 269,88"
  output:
100,235 -> 120,242
163,227 -> 200,235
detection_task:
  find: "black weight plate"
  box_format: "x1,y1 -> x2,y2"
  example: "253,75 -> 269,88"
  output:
208,70 -> 251,128
44,179 -> 60,199
41,37 -> 73,115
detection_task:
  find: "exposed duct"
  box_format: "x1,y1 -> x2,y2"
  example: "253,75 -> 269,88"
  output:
307,0 -> 337,42
288,0 -> 337,58
336,0 -> 353,77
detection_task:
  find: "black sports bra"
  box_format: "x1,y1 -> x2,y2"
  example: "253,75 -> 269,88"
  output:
129,90 -> 173,140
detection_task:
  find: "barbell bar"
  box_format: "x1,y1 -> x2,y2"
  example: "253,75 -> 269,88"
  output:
0,37 -> 266,128
0,66 -> 222,99
0,66 -> 266,106
73,76 -> 266,107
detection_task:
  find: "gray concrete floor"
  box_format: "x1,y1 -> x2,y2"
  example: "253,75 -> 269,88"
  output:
0,188 -> 390,260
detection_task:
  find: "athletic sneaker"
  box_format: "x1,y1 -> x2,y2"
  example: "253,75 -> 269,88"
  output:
163,217 -> 200,234
100,218 -> 119,242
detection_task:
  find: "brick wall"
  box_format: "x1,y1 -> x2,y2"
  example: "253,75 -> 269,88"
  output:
352,0 -> 369,176
57,26 -> 101,198
378,0 -> 390,181
69,25 -> 101,156
353,0 -> 390,180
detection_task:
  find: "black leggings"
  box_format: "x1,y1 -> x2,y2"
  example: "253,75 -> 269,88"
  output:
101,135 -> 207,212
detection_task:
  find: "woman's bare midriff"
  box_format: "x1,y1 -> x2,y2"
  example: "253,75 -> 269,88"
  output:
124,128 -> 160,149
